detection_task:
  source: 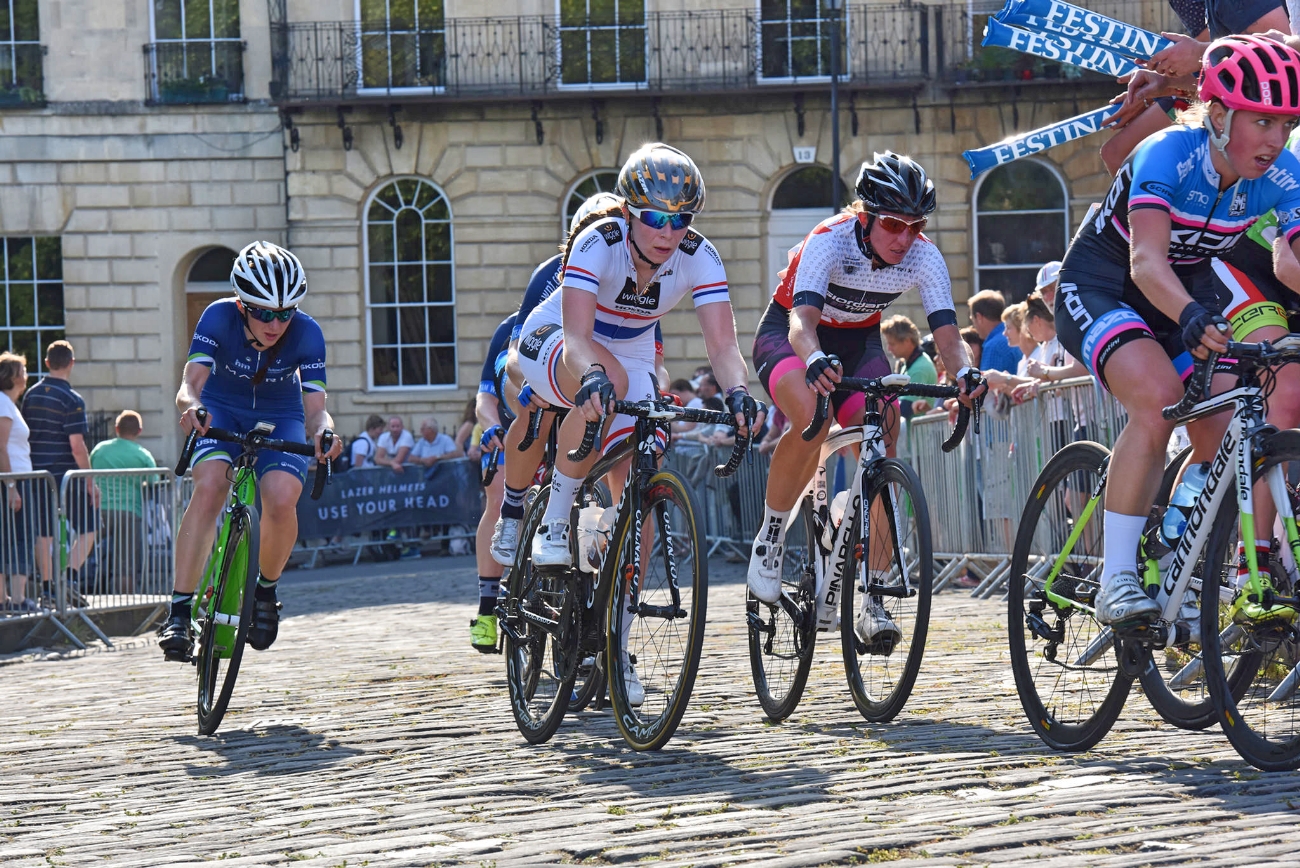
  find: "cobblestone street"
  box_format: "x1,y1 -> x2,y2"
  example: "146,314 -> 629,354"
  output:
3,558 -> 1300,867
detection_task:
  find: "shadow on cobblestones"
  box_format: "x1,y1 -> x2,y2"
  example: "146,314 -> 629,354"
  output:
175,724 -> 362,777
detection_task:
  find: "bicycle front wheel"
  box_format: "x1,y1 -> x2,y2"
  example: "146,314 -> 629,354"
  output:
196,504 -> 260,736
748,495 -> 818,722
1008,441 -> 1131,751
1201,430 -> 1300,771
840,459 -> 933,723
504,485 -> 581,745
608,469 -> 707,751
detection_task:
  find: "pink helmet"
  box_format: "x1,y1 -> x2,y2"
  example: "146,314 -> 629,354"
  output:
1198,35 -> 1300,113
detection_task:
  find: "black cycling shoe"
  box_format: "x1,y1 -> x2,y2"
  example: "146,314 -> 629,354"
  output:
247,598 -> 282,651
158,615 -> 193,661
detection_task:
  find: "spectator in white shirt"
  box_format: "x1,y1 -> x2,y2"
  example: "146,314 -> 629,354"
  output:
350,414 -> 384,470
376,416 -> 415,474
409,417 -> 460,468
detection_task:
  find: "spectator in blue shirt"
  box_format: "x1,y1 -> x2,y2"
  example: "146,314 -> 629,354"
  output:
967,290 -> 1022,375
20,340 -> 96,592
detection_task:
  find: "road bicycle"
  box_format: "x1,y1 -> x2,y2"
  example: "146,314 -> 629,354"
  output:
173,415 -> 333,735
1008,337 -> 1300,765
747,373 -> 975,723
499,395 -> 753,750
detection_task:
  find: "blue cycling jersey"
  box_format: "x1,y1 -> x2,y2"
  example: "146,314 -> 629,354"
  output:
1076,125 -> 1300,272
187,298 -> 328,418
513,255 -> 563,342
480,314 -> 516,398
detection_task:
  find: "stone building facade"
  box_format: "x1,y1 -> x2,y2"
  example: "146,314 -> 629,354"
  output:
0,0 -> 1179,461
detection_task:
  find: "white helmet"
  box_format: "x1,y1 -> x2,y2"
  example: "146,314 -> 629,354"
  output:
230,240 -> 307,310
569,192 -> 623,236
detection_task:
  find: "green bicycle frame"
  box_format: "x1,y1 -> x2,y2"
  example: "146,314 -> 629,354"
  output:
193,463 -> 257,659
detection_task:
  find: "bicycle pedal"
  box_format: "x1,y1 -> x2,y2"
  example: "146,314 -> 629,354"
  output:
471,643 -> 502,655
163,650 -> 193,664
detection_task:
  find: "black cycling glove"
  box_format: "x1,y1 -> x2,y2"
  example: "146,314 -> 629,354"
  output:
805,353 -> 842,390
724,388 -> 759,430
1179,302 -> 1229,355
573,368 -> 615,413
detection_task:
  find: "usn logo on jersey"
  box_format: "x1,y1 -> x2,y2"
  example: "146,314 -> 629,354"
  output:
614,277 -> 661,311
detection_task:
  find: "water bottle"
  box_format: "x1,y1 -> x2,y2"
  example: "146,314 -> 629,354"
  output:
576,504 -> 615,573
1160,462 -> 1210,548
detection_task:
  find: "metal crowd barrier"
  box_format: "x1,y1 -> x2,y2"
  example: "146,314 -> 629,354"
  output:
663,444 -> 768,560
901,377 -> 1125,597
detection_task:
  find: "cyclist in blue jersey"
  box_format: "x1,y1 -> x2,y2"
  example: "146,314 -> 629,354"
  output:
158,241 -> 343,659
1055,36 -> 1300,626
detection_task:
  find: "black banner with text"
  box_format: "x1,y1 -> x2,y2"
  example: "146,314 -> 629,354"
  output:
295,462 -> 482,538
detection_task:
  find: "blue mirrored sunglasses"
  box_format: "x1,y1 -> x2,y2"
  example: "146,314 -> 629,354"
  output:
627,206 -> 694,231
245,305 -> 296,323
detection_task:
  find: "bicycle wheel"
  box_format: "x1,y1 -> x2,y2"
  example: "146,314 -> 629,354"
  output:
1201,430 -> 1300,771
569,482 -> 612,713
1008,441 -> 1131,751
607,469 -> 707,751
840,459 -> 932,723
504,485 -> 581,744
748,495 -> 818,722
196,504 -> 260,736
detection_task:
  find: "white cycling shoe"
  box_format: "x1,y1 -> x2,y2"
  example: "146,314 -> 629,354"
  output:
532,519 -> 572,568
490,516 -> 520,566
747,537 -> 784,603
855,596 -> 902,652
1095,570 -> 1160,625
621,656 -> 645,707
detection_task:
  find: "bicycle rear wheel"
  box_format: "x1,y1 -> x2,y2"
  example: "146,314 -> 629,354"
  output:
608,469 -> 707,751
840,459 -> 932,723
504,485 -> 581,744
1008,441 -> 1131,751
1201,430 -> 1300,771
196,504 -> 260,736
748,496 -> 818,722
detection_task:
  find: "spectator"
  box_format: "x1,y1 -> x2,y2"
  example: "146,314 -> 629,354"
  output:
967,289 -> 1022,374
757,406 -> 788,456
1034,260 -> 1061,310
452,396 -> 476,457
1014,292 -> 1091,446
882,315 -> 938,418
0,352 -> 33,612
985,303 -> 1036,397
959,326 -> 983,370
695,373 -> 720,402
89,410 -> 156,595
21,340 -> 96,594
350,414 -> 385,470
690,365 -> 713,391
410,417 -> 460,468
667,377 -> 699,437
375,415 -> 414,474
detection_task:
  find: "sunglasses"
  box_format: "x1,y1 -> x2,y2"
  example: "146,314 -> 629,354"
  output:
871,212 -> 927,237
627,205 -> 694,232
244,305 -> 296,323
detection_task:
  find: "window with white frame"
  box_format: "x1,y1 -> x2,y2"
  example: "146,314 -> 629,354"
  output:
365,178 -> 456,388
0,0 -> 42,105
973,160 -> 1068,303
563,170 -> 618,232
149,0 -> 243,103
559,0 -> 646,86
759,0 -> 846,80
359,0 -> 445,90
0,237 -> 63,379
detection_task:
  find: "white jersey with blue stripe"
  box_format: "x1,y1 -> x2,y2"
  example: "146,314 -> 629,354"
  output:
524,217 -> 729,362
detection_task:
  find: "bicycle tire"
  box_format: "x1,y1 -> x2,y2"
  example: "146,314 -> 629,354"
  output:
607,469 -> 707,751
504,484 -> 581,745
1008,441 -> 1132,751
840,459 -> 932,723
196,504 -> 260,736
748,496 -> 819,722
1201,429 -> 1300,771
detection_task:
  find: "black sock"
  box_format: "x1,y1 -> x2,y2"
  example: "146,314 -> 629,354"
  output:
478,577 -> 500,615
501,485 -> 527,520
170,592 -> 194,620
255,574 -> 278,601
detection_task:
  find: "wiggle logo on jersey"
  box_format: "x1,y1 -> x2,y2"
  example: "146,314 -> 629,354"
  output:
598,222 -> 624,246
678,230 -> 702,255
614,277 -> 661,311
520,322 -> 561,361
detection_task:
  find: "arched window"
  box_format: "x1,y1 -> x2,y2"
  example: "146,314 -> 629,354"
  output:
185,246 -> 237,339
364,177 -> 456,388
973,160 -> 1068,302
765,165 -> 849,294
771,165 -> 849,209
563,169 -> 618,232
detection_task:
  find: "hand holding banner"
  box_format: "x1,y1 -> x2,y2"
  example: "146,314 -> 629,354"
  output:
994,0 -> 1171,60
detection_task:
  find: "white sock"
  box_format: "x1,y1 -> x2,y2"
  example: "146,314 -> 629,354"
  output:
1101,511 -> 1148,589
543,471 -> 583,526
756,502 -> 790,548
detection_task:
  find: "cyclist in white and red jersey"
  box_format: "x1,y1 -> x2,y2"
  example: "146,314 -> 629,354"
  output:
748,152 -> 982,645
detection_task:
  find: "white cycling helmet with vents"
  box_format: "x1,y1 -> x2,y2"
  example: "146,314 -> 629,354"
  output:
230,240 -> 307,310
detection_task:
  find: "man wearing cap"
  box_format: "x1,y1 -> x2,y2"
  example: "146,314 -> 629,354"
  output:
1034,261 -> 1061,308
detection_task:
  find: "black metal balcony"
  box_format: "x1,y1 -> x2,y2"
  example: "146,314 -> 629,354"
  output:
144,40 -> 246,106
0,42 -> 45,107
269,5 -> 930,105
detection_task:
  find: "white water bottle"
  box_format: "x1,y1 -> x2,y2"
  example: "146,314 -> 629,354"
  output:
1160,462 -> 1210,548
576,505 -> 604,573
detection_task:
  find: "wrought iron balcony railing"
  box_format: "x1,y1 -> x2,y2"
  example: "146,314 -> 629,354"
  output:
144,40 -> 246,106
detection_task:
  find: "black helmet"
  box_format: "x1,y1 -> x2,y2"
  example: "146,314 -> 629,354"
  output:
855,151 -> 936,217
616,143 -> 706,213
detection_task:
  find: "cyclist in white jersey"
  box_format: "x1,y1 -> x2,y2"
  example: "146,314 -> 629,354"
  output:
514,143 -> 757,568
748,152 -> 983,644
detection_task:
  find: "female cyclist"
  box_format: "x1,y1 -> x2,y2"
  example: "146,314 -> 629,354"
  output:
747,152 -> 982,646
1055,35 -> 1300,626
